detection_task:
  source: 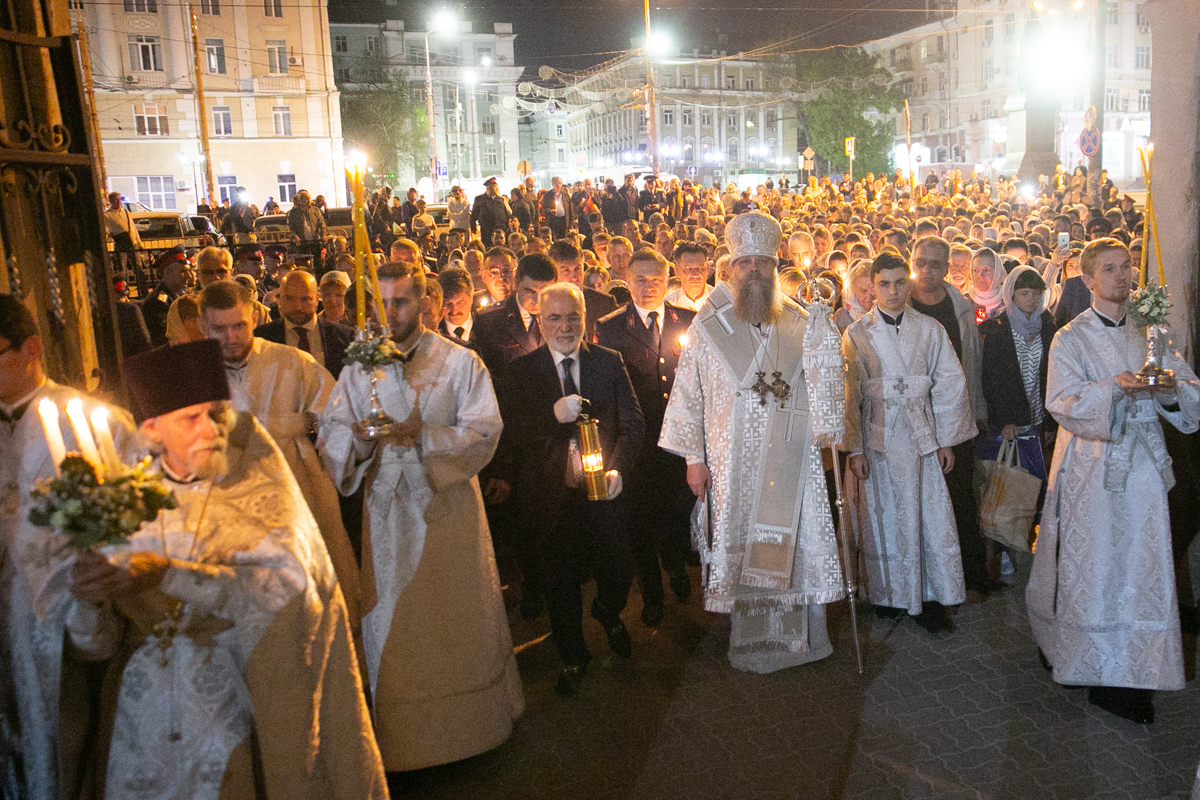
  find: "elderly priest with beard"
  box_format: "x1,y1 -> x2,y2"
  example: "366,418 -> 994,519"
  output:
64,339 -> 387,800
659,211 -> 847,673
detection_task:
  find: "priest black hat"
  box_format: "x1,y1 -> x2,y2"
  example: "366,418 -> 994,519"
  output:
122,339 -> 230,423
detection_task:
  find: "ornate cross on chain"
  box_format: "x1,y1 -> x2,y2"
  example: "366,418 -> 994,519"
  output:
751,371 -> 793,407
893,377 -> 908,396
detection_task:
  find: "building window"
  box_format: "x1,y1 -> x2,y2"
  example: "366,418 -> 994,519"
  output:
200,0 -> 218,14
726,76 -> 736,89
1105,87 -> 1120,110
983,19 -> 994,45
1136,45 -> 1150,69
982,99 -> 991,118
726,139 -> 738,162
277,174 -> 296,202
682,109 -> 693,127
205,38 -> 225,74
1138,89 -> 1150,111
267,40 -> 288,74
679,76 -> 688,88
1107,2 -> 1118,24
484,146 -> 498,168
889,49 -> 896,67
122,0 -> 157,12
701,111 -> 711,127
366,35 -> 378,53
136,176 -> 176,210
663,107 -> 674,125
920,39 -> 928,60
700,74 -> 710,89
333,35 -> 347,53
1136,8 -> 1148,27
939,110 -> 948,129
212,105 -> 232,136
134,103 -> 169,135
1005,55 -> 1014,76
264,0 -> 281,16
985,59 -> 994,81
765,110 -> 776,130
920,77 -> 928,95
554,123 -> 564,138
217,175 -> 237,204
1004,12 -> 1015,37
336,67 -> 351,82
726,113 -> 736,128
744,78 -> 754,91
127,35 -> 162,71
481,116 -> 496,135
273,105 -> 292,135
922,112 -> 929,131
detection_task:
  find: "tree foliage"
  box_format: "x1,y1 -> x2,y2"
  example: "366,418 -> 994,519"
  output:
767,47 -> 901,176
338,52 -> 427,190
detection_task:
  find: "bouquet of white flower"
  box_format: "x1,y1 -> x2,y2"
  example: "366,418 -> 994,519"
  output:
1128,284 -> 1171,328
343,329 -> 404,370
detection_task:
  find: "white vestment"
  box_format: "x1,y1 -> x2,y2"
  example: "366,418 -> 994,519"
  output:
320,330 -> 523,771
842,308 -> 976,614
225,337 -> 363,631
1027,310 -> 1200,690
659,285 -> 845,673
3,381 -> 136,800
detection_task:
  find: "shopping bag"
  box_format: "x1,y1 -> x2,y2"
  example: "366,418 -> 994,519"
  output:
978,438 -> 1041,552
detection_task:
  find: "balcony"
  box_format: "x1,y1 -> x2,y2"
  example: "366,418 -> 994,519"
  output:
251,75 -> 306,94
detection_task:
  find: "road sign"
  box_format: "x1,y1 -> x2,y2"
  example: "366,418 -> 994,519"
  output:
803,158 -> 815,171
915,154 -> 923,163
845,137 -> 855,158
685,165 -> 698,177
1079,125 -> 1101,158
436,160 -> 448,178
802,146 -> 816,160
517,160 -> 533,178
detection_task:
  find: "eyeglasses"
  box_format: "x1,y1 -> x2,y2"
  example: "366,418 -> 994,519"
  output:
543,313 -> 582,326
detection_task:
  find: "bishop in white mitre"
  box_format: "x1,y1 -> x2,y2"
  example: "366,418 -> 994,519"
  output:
320,261 -> 523,771
659,211 -> 846,674
841,253 -> 976,631
1027,240 -> 1200,724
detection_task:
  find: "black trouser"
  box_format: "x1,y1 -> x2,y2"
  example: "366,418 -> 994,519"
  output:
539,488 -> 634,667
947,439 -> 988,592
548,215 -> 568,241
484,483 -> 539,598
628,449 -> 691,608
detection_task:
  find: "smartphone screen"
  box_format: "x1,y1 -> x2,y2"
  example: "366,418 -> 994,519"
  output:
1057,232 -> 1070,252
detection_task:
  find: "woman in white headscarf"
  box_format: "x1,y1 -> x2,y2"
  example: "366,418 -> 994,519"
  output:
833,258 -> 874,333
969,247 -> 1008,321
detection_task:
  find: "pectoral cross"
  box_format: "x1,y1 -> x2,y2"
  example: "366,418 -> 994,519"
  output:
894,377 -> 908,396
751,371 -> 772,406
770,371 -> 792,404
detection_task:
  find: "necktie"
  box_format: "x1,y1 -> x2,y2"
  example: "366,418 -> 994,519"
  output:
560,357 -> 583,487
295,326 -> 312,353
646,310 -> 661,352
454,326 -> 465,340
527,315 -> 542,348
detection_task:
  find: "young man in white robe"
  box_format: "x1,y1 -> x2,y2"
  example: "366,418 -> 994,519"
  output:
69,339 -> 386,800
659,211 -> 847,674
1,295 -> 136,800
320,260 -> 523,771
842,252 -> 977,633
1027,238 -> 1200,724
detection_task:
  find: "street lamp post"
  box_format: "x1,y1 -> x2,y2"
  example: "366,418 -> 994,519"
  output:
643,0 -> 659,176
423,9 -> 458,200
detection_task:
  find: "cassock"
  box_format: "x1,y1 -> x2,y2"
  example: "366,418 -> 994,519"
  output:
64,412 -> 386,800
841,308 -> 976,614
224,337 -> 363,636
320,331 -> 523,771
658,283 -> 846,673
3,381 -> 137,800
1027,310 -> 1200,690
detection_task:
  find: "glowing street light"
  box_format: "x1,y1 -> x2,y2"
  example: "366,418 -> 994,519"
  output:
424,8 -> 459,198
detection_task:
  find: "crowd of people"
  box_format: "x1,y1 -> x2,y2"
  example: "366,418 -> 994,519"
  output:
4,163 -> 1199,798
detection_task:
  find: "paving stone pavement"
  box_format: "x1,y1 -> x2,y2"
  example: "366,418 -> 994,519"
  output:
388,570 -> 1200,800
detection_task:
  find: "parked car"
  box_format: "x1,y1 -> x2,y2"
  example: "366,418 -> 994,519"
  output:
324,207 -> 353,242
251,213 -> 290,245
189,215 -> 225,247
107,211 -> 202,252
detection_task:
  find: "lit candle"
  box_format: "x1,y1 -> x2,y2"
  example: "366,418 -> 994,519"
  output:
64,398 -> 102,469
89,407 -> 122,472
37,398 -> 67,476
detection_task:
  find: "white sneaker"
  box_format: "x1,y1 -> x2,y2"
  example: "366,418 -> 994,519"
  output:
1000,551 -> 1015,576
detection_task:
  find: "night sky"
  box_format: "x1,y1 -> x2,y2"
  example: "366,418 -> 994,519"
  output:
335,1 -> 943,74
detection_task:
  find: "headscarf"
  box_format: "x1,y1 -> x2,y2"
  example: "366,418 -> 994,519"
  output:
842,258 -> 873,321
1002,265 -> 1049,339
969,247 -> 1008,318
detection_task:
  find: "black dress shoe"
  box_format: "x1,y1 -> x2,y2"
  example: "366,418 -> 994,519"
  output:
555,665 -> 586,697
1037,648 -> 1053,673
1087,686 -> 1155,724
913,604 -> 953,634
519,591 -> 544,620
603,620 -> 633,659
668,569 -> 692,602
641,603 -> 664,628
873,605 -> 905,620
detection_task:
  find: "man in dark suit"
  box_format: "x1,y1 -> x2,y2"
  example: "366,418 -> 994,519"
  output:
474,253 -> 556,618
493,282 -> 645,696
595,248 -> 696,627
436,267 -> 477,343
539,176 -> 574,241
470,177 -> 510,245
473,246 -> 516,314
253,270 -> 354,378
547,239 -> 617,340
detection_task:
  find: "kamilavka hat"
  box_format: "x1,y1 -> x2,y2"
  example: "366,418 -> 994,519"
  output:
122,339 -> 231,423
